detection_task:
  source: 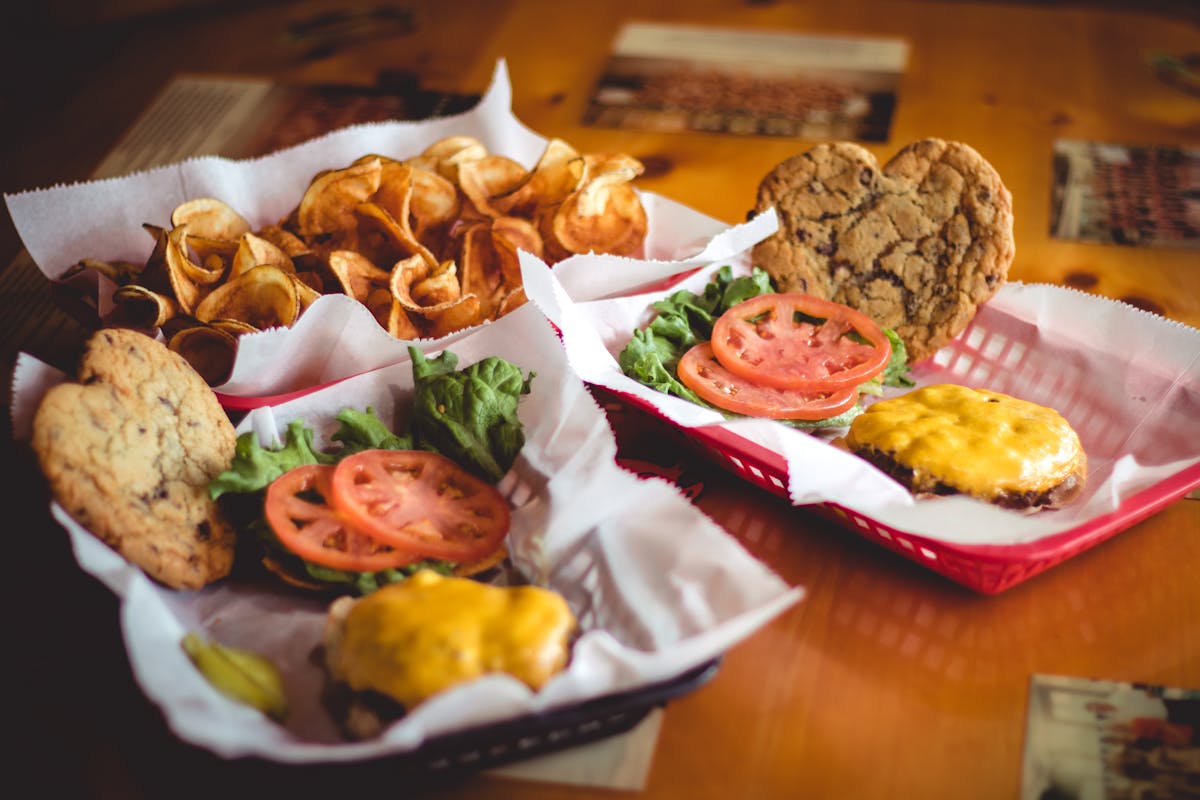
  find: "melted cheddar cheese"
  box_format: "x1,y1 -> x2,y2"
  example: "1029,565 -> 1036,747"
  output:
327,570 -> 576,710
845,384 -> 1084,498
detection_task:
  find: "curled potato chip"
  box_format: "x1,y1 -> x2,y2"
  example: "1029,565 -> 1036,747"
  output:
543,153 -> 647,260
391,255 -> 461,308
497,286 -> 527,316
370,158 -> 416,221
194,264 -> 300,329
297,157 -> 383,240
108,284 -> 180,329
409,167 -> 461,240
171,198 -> 251,242
360,160 -> 455,261
184,234 -> 239,269
209,318 -> 258,336
491,216 -> 541,297
458,155 -> 529,218
257,224 -> 311,255
407,135 -> 488,182
167,224 -> 227,285
459,223 -> 502,297
165,224 -> 225,314
420,293 -> 482,338
490,138 -> 584,218
356,200 -> 438,269
492,216 -> 543,260
385,300 -> 421,339
457,228 -> 527,321
168,323 -> 238,386
231,232 -> 295,280
257,224 -> 320,271
133,225 -> 175,295
388,254 -> 482,337
327,249 -> 389,303
292,272 -> 322,312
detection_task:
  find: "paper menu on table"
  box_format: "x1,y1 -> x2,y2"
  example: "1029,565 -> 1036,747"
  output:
1022,674 -> 1200,800
584,21 -> 908,142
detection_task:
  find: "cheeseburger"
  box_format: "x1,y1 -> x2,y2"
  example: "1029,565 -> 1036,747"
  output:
844,384 -> 1087,511
320,569 -> 576,739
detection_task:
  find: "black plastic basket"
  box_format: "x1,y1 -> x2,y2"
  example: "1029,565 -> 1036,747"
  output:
397,657 -> 721,777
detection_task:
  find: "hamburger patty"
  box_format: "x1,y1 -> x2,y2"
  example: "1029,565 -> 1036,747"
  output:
844,384 -> 1087,512
851,444 -> 1087,511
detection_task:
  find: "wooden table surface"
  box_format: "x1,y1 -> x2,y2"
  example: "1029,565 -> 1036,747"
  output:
4,2 -> 1198,798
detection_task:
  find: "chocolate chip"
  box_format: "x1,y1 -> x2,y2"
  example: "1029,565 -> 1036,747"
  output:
815,229 -> 838,256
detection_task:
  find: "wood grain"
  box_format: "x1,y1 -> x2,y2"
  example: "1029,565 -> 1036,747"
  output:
3,2 -> 1197,798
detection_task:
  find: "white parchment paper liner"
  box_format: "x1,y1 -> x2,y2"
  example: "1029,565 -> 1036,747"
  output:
520,231 -> 1200,549
10,296 -> 803,763
3,59 -> 773,398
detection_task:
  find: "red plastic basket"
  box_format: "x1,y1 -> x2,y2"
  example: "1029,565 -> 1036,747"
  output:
603,386 -> 1200,595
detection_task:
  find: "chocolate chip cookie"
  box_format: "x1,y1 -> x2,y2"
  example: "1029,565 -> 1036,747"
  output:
751,139 -> 1014,363
32,327 -> 237,590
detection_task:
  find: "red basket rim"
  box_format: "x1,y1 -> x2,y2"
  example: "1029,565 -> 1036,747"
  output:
604,386 -> 1200,571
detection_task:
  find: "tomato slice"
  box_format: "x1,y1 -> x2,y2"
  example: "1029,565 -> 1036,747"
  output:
263,464 -> 424,573
328,450 -> 511,563
678,341 -> 860,420
710,293 -> 891,391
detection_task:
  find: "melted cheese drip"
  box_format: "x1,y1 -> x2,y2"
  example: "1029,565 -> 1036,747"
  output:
845,384 -> 1083,497
331,570 -> 576,709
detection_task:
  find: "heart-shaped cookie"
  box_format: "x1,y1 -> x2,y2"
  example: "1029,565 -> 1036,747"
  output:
32,327 -> 237,590
750,139 -> 1014,363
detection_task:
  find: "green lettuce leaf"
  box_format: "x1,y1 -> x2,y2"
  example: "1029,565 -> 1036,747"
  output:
409,347 -> 534,484
208,348 -> 532,593
209,419 -> 332,500
330,407 -> 413,455
617,265 -> 911,427
619,266 -> 776,403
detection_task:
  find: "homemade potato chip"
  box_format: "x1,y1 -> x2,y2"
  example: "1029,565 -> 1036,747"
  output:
194,264 -> 301,329
407,135 -> 487,181
63,135 -> 646,384
389,254 -> 483,338
297,158 -> 383,241
231,232 -> 295,280
490,138 -> 584,218
167,323 -> 239,386
109,284 -> 179,330
171,197 -> 251,241
543,152 -> 647,261
458,155 -> 532,219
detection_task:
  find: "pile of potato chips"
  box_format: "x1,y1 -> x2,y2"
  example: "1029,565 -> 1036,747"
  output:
62,136 -> 647,385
